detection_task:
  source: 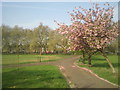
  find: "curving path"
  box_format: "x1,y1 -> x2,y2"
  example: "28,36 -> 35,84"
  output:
3,55 -> 119,88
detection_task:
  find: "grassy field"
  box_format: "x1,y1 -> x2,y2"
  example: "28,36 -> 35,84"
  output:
3,65 -> 69,88
2,54 -> 71,65
77,55 -> 119,85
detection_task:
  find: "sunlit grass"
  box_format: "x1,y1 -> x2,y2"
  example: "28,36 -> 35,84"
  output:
3,65 -> 69,88
2,54 -> 71,65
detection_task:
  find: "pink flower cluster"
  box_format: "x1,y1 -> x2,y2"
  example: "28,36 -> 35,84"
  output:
55,3 -> 118,52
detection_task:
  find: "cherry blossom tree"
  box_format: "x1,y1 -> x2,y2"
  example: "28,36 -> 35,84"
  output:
55,2 -> 118,73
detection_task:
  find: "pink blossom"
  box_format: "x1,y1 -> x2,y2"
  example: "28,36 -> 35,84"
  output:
55,2 -> 118,52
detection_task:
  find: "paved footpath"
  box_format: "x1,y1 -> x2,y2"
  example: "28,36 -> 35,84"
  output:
3,55 -> 119,88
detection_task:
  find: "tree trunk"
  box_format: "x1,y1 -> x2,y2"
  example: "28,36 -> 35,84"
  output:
82,51 -> 86,64
17,45 -> 20,71
87,50 -> 99,66
63,49 -> 67,54
39,48 -> 42,62
88,55 -> 92,66
101,52 -> 115,73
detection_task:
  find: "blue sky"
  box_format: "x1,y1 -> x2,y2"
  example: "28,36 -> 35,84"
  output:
1,2 -> 118,30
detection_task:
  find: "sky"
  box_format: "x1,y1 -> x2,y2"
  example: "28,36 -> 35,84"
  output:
1,1 -> 119,30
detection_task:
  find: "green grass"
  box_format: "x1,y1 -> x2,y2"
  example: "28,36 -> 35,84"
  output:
77,55 -> 119,85
2,54 -> 71,65
3,65 -> 69,88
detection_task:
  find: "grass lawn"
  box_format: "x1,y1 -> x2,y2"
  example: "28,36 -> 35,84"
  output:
3,65 -> 69,88
76,55 -> 119,85
2,54 -> 71,65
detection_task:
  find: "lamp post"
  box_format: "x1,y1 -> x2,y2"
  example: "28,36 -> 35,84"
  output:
39,47 -> 42,62
37,42 -> 42,62
17,43 -> 21,71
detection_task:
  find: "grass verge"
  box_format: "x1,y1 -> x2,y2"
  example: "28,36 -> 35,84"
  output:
76,55 -> 119,86
3,65 -> 69,88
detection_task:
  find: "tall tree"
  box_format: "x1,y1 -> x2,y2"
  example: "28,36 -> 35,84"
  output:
55,3 -> 118,73
33,23 -> 50,54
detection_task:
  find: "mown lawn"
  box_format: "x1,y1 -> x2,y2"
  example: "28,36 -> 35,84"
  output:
77,55 -> 119,85
3,65 -> 69,88
2,54 -> 71,65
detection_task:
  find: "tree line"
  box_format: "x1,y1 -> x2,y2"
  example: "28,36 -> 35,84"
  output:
2,23 -> 118,55
2,23 -> 69,54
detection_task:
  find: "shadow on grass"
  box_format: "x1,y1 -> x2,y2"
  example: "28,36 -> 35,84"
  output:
91,56 -> 106,61
92,62 -> 119,68
90,56 -> 118,68
2,69 -> 68,88
79,55 -> 119,68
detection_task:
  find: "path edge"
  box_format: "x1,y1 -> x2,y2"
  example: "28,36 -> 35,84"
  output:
74,61 -> 120,88
56,65 -> 76,88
